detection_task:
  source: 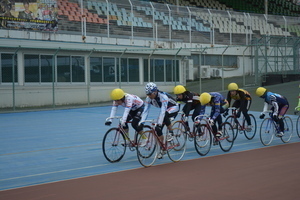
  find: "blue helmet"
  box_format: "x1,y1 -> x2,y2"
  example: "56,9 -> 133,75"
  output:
145,82 -> 157,95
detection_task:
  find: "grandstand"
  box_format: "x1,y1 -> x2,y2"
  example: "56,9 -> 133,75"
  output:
0,0 -> 299,109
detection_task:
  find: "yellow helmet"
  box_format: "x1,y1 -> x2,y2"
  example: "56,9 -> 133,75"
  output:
110,88 -> 125,100
228,83 -> 238,91
200,92 -> 211,105
173,85 -> 186,94
256,87 -> 267,97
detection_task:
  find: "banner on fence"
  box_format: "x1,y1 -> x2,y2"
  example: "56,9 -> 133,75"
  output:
0,0 -> 58,31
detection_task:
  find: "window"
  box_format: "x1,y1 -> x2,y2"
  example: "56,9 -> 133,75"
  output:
103,57 -> 115,82
144,58 -> 179,82
57,56 -> 85,83
72,56 -> 85,82
90,57 -> 103,82
57,56 -> 70,82
25,55 -> 39,82
128,58 -> 139,82
1,53 -> 17,83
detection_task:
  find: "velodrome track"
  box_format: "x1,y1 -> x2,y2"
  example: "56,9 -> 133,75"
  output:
0,81 -> 299,199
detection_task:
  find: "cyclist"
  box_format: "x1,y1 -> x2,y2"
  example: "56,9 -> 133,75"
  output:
105,88 -> 145,143
173,85 -> 201,131
198,92 -> 229,138
139,82 -> 179,159
256,87 -> 289,137
225,83 -> 252,131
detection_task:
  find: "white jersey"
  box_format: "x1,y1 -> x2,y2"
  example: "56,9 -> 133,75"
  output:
109,93 -> 144,124
141,91 -> 179,125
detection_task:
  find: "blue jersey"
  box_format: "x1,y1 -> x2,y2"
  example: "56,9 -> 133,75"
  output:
199,92 -> 228,120
264,92 -> 288,106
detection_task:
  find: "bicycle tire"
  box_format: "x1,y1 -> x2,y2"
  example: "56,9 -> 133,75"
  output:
243,114 -> 257,140
280,116 -> 293,143
102,127 -> 126,163
224,115 -> 238,140
167,122 -> 187,162
259,118 -> 275,146
194,124 -> 212,156
171,120 -> 190,142
219,122 -> 234,152
136,130 -> 158,167
297,115 -> 300,138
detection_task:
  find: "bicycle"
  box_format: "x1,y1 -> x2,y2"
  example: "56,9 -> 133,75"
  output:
224,107 -> 257,140
171,112 -> 212,156
294,106 -> 300,138
102,116 -> 149,163
259,112 -> 293,146
136,119 -> 187,167
196,114 -> 235,154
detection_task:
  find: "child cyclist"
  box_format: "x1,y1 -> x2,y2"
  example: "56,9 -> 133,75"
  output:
139,82 -> 179,159
105,88 -> 145,143
198,92 -> 229,138
225,83 -> 252,131
256,87 -> 289,137
173,85 -> 201,131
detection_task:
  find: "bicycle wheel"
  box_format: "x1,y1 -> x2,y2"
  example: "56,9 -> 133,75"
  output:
167,123 -> 187,162
219,122 -> 234,152
259,118 -> 275,146
194,124 -> 212,156
136,130 -> 158,167
280,116 -> 293,143
243,114 -> 257,140
172,121 -> 189,144
102,128 -> 126,163
296,115 -> 300,138
225,116 -> 238,140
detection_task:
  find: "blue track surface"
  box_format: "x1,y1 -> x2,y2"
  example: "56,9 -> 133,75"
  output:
0,106 -> 299,191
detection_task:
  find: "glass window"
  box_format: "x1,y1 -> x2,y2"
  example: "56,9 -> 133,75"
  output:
24,54 -> 39,82
103,57 -> 115,82
1,53 -> 17,83
118,58 -> 127,82
154,59 -> 164,82
57,56 -> 70,82
128,58 -> 139,82
72,56 -> 85,82
143,59 -> 154,82
166,59 -> 173,81
41,55 -> 53,82
90,57 -> 102,82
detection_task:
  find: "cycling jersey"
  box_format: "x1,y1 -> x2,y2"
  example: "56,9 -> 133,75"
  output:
141,90 -> 179,125
227,89 -> 251,103
262,92 -> 289,115
199,92 -> 228,120
176,91 -> 200,117
109,93 -> 144,124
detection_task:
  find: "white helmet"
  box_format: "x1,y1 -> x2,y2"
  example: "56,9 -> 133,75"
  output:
145,82 -> 157,95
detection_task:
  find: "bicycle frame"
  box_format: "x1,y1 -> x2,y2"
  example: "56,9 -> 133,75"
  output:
106,117 -> 137,147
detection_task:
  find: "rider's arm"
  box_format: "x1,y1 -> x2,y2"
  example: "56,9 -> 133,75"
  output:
121,96 -> 133,124
140,97 -> 151,124
108,102 -> 118,121
157,93 -> 168,125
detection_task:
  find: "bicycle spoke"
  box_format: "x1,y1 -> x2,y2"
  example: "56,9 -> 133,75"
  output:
259,118 -> 275,146
244,114 -> 257,140
219,122 -> 234,152
280,116 -> 293,143
102,128 -> 126,163
194,124 -> 212,156
167,125 -> 187,162
136,130 -> 158,167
